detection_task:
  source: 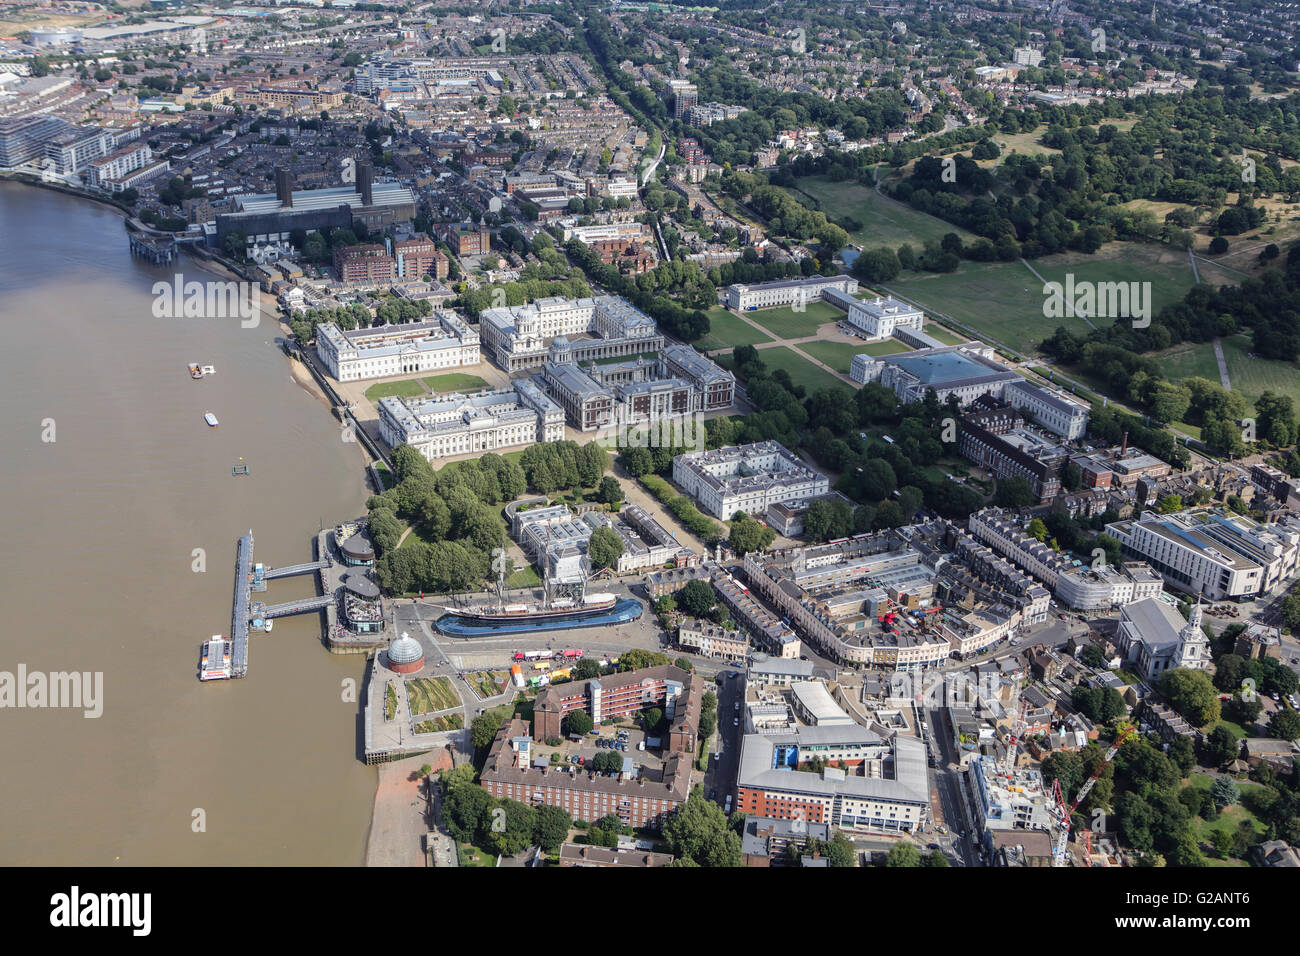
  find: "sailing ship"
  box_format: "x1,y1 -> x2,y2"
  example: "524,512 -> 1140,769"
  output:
454,531 -> 615,622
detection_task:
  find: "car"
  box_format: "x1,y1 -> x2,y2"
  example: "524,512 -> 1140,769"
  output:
927,843 -> 940,850
733,717 -> 739,726
577,757 -> 585,765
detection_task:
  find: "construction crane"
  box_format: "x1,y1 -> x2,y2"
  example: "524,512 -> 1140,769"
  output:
1052,725 -> 1136,866
1003,698 -> 1029,773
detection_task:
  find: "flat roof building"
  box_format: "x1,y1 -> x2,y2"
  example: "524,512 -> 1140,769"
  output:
377,380 -> 564,462
673,441 -> 828,518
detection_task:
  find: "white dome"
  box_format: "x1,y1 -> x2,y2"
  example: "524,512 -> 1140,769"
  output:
388,633 -> 424,665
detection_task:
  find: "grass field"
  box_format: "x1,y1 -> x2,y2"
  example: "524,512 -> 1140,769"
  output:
506,564 -> 542,588
887,260 -> 1085,354
405,677 -> 460,715
414,714 -> 464,734
364,379 -> 426,401
363,373 -> 489,401
921,324 -> 970,346
693,308 -> 775,351
1221,335 -> 1300,409
886,244 -> 1200,356
745,301 -> 843,339
1156,335 -> 1300,412
799,338 -> 911,373
793,175 -> 978,248
1032,245 -> 1199,323
424,373 -> 489,393
755,346 -> 852,394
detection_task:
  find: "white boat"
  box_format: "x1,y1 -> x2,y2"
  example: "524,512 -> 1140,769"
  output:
204,412 -> 219,427
264,620 -> 274,633
200,365 -> 215,376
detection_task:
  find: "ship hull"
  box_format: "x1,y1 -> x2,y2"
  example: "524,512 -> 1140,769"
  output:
454,600 -> 617,623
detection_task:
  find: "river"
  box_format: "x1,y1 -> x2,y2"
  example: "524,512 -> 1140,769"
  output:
0,182 -> 376,865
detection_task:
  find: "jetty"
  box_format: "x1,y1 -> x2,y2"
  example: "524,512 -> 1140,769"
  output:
203,530 -> 335,682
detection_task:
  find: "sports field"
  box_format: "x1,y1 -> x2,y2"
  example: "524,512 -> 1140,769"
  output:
745,300 -> 843,339
792,175 -> 978,248
799,338 -> 911,374
693,308 -> 774,351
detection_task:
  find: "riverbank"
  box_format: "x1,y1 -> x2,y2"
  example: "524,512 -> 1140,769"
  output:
364,749 -> 454,866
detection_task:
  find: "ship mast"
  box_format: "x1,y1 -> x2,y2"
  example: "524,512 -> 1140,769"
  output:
496,531 -> 506,612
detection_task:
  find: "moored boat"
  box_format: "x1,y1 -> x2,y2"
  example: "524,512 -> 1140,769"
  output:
204,412 -> 219,427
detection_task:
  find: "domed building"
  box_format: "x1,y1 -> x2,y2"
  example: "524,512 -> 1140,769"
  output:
386,632 -> 425,674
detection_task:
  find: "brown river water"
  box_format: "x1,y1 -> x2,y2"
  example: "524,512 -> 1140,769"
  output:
0,182 -> 376,865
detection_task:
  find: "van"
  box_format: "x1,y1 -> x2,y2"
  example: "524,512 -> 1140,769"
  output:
724,795 -> 732,813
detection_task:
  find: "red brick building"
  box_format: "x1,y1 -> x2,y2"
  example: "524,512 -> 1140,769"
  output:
532,665 -> 704,754
333,243 -> 395,284
393,235 -> 449,280
480,717 -> 693,829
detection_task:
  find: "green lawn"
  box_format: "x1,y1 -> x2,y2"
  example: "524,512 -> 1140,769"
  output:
793,175 -> 978,248
405,676 -> 460,715
744,300 -> 844,340
922,324 -> 971,347
364,379 -> 426,401
1031,251 -> 1198,327
886,244 -> 1201,357
886,260 -> 1085,355
506,564 -> 542,588
693,308 -> 775,351
753,346 -> 852,394
414,714 -> 463,734
799,338 -> 911,374
423,373 -> 489,393
458,843 -> 496,866
1150,341 -> 1222,383
1220,335 -> 1300,409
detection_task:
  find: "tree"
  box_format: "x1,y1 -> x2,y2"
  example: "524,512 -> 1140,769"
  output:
728,513 -> 775,556
573,658 -> 603,681
924,849 -> 950,867
824,831 -> 856,867
1168,735 -> 1196,775
1027,518 -> 1050,542
994,477 -> 1035,508
661,788 -> 741,866
883,841 -> 922,867
677,579 -> 717,618
1202,725 -> 1240,767
1159,668 -> 1221,727
1210,777 -> 1240,810
596,476 -> 623,505
1268,708 -> 1300,741
564,710 -> 594,736
534,804 -> 571,853
470,712 -> 503,751
587,526 -> 624,571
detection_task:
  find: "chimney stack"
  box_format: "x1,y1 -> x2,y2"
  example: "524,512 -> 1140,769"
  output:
357,161 -> 374,207
275,167 -> 293,208
1120,432 -> 1128,457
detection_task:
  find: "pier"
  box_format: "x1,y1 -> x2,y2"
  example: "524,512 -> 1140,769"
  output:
127,231 -> 177,265
205,529 -> 334,682
230,531 -> 254,679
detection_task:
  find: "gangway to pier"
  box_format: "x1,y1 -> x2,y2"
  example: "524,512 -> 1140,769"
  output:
260,594 -> 334,619
262,557 -> 332,580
